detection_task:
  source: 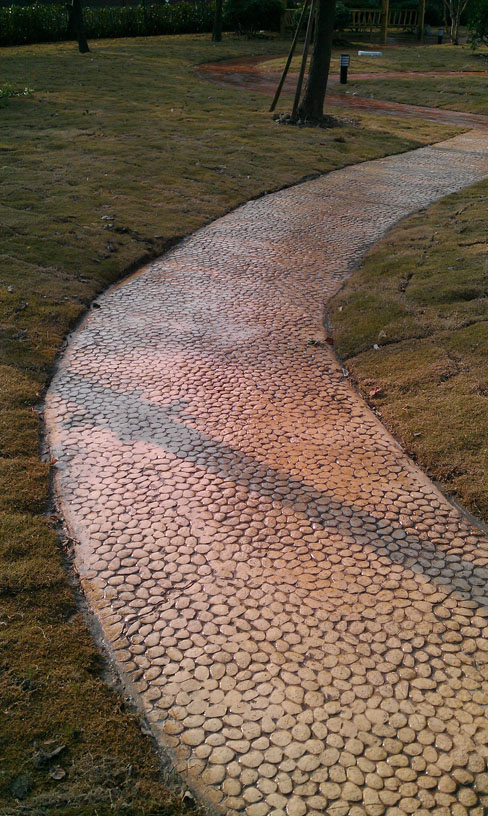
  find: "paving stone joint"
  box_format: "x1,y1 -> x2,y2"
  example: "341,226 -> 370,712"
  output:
45,129 -> 488,815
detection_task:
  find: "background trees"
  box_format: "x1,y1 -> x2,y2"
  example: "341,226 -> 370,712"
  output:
444,0 -> 471,43
469,0 -> 488,45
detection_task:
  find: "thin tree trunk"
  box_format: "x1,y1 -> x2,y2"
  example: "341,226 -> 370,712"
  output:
298,0 -> 335,120
444,0 -> 464,44
212,0 -> 223,42
417,0 -> 426,41
380,0 -> 389,45
270,0 -> 311,112
68,0 -> 90,53
452,12 -> 460,43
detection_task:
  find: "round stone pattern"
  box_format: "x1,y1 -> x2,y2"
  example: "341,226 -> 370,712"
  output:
45,130 -> 488,814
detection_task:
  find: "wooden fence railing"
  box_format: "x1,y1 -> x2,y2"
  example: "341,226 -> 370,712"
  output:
281,7 -> 419,35
350,7 -> 418,30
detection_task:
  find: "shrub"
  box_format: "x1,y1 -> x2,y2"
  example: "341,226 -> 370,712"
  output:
0,1 -> 214,47
289,1 -> 351,32
84,6 -> 144,39
424,0 -> 444,26
469,0 -> 488,47
0,4 -> 67,46
223,0 -> 283,34
0,84 -> 34,107
334,1 -> 352,30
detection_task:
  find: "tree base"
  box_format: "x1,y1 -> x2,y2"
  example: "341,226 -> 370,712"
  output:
272,112 -> 356,129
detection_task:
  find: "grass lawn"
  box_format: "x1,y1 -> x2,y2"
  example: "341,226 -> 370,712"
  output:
343,74 -> 488,114
0,33 -> 456,815
264,42 -> 488,112
330,179 -> 488,524
265,41 -> 488,75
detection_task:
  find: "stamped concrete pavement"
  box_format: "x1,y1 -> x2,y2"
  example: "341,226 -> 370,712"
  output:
46,130 -> 488,815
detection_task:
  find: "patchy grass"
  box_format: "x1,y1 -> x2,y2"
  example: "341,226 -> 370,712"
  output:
0,33 -> 456,815
264,41 -> 488,76
264,42 -> 488,113
330,179 -> 488,523
344,75 -> 488,114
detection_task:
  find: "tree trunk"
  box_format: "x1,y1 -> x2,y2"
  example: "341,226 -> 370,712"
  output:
212,0 -> 223,42
452,11 -> 460,43
380,0 -> 389,45
417,0 -> 426,41
68,0 -> 90,53
444,0 -> 462,44
298,0 -> 335,121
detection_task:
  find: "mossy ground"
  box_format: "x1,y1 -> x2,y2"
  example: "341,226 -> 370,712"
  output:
330,180 -> 488,523
0,33 -> 456,815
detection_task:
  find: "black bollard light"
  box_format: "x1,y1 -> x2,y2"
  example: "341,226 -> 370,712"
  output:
340,54 -> 350,84
437,27 -> 443,44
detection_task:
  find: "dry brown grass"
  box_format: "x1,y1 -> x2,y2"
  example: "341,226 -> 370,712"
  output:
0,33 -> 457,815
264,42 -> 488,113
331,180 -> 488,523
265,41 -> 488,76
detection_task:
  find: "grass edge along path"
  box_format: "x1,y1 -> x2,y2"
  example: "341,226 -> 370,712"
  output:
330,176 -> 488,526
262,42 -> 488,115
0,33 -> 460,815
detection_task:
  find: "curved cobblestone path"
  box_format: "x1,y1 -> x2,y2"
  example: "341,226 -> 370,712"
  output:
46,130 -> 488,815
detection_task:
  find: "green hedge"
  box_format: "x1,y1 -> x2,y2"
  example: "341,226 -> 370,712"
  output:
469,0 -> 488,48
0,0 -> 289,47
0,4 -> 67,46
224,0 -> 283,33
0,1 -> 215,47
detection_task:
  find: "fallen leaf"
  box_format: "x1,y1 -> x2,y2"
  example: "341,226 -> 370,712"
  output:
49,767 -> 66,781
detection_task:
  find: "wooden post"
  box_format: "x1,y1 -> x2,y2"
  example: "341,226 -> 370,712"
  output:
271,0 -> 311,112
380,0 -> 389,44
417,0 -> 426,40
292,0 -> 315,120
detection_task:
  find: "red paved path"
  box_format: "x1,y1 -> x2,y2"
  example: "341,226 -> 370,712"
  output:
197,56 -> 488,129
